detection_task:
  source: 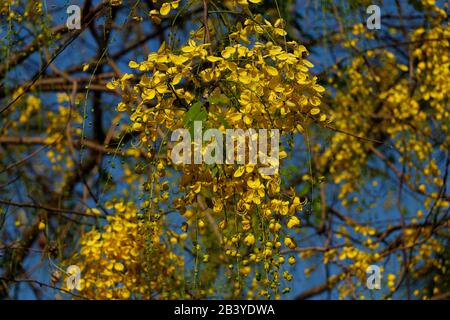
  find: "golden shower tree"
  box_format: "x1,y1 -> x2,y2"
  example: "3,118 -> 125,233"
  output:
0,0 -> 448,300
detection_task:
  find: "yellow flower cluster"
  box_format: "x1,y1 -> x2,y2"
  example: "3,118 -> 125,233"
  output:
111,17 -> 325,137
322,20 -> 449,203
19,95 -> 40,124
101,4 -> 324,298
69,201 -> 185,299
319,13 -> 449,295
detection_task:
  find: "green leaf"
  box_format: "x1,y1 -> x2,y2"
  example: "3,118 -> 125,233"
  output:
183,102 -> 207,137
183,102 -> 207,127
211,111 -> 231,129
207,95 -> 228,105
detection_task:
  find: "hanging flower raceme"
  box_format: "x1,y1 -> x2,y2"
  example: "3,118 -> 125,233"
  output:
81,2 -> 325,299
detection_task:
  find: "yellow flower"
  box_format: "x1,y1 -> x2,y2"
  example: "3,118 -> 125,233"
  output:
198,219 -> 206,229
418,184 -> 426,193
310,107 -> 320,115
213,199 -> 223,214
121,290 -> 130,299
114,262 -> 125,272
38,221 -> 46,231
244,234 -> 256,246
387,273 -> 396,281
286,216 -> 300,229
266,66 -> 279,76
183,209 -> 194,219
246,178 -> 265,204
160,3 -> 171,16
271,199 -> 289,216
284,237 -> 297,249
233,166 -> 245,178
221,46 -> 236,59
